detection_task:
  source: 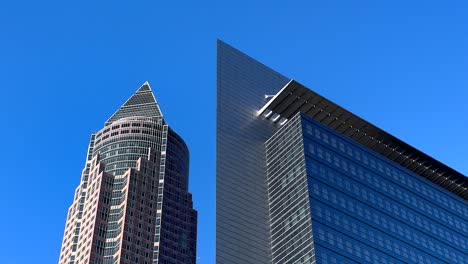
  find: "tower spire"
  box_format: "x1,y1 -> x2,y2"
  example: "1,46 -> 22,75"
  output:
105,82 -> 163,126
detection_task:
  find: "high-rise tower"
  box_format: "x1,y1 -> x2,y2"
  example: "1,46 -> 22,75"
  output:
216,40 -> 467,263
59,82 -> 197,264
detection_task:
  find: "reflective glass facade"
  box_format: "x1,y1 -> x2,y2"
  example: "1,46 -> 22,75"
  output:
216,41 -> 289,263
265,114 -> 315,264
264,113 -> 467,264
217,40 -> 467,264
301,113 -> 467,264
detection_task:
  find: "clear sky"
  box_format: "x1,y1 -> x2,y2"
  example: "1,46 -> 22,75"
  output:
0,0 -> 467,263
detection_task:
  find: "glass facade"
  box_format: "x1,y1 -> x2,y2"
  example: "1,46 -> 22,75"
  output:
301,113 -> 467,264
265,114 -> 315,264
264,113 -> 467,264
216,40 -> 290,263
217,40 -> 467,264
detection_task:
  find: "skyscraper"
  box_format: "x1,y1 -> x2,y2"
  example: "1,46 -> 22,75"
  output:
217,40 -> 467,263
59,82 -> 197,264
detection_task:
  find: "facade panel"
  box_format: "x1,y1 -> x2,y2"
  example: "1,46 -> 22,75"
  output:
302,114 -> 467,264
265,114 -> 315,264
216,41 -> 289,263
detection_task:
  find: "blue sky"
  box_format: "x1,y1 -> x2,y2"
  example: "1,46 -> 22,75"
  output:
0,1 -> 467,263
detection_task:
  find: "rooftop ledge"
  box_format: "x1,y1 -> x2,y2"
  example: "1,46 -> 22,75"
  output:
258,79 -> 467,200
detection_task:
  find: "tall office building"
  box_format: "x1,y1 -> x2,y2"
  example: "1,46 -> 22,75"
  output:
59,82 -> 197,264
217,40 -> 467,263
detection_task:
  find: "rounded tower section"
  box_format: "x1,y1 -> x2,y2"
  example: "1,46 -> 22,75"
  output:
92,116 -> 164,176
166,127 -> 190,191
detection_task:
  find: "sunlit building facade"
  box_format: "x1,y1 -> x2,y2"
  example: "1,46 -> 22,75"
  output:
59,82 -> 197,264
216,40 -> 467,264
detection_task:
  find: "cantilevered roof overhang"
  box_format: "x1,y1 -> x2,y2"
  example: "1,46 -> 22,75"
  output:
258,80 -> 468,200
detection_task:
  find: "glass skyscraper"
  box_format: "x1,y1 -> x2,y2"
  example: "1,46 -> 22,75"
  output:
59,82 -> 197,264
217,40 -> 467,263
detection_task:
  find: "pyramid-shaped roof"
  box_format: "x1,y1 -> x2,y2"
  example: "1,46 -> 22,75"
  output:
105,82 -> 163,126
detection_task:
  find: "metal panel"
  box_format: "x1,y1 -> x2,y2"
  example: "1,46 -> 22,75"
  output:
216,40 -> 290,263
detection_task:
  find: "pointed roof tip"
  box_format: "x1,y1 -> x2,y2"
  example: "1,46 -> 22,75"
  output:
136,81 -> 152,93
217,39 -> 230,47
105,82 -> 163,126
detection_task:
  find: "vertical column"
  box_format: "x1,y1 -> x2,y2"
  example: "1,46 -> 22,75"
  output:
153,124 -> 168,264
